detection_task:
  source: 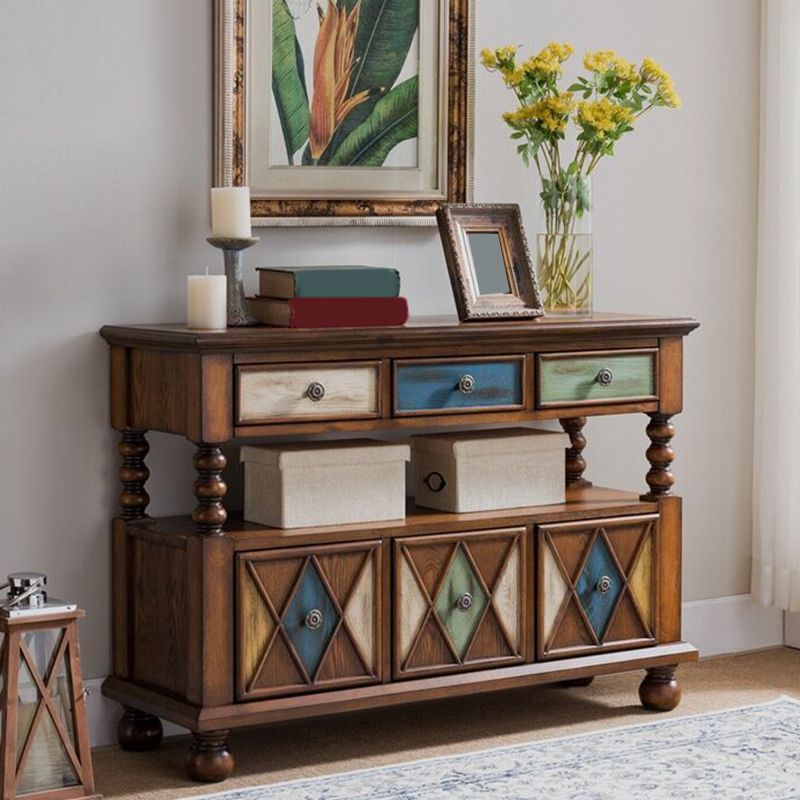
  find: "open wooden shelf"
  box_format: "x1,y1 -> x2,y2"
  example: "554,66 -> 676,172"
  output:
132,485 -> 658,551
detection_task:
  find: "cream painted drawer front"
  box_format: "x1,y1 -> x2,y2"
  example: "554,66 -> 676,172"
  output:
237,363 -> 380,424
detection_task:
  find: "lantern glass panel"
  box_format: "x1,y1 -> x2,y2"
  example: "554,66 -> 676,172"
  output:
15,627 -> 79,794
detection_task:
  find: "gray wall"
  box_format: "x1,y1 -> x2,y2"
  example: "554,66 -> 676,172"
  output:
0,0 -> 760,678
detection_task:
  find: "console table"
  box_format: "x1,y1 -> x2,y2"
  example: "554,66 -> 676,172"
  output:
100,313 -> 699,783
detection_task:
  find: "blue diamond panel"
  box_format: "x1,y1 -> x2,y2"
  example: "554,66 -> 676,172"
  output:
282,561 -> 339,677
576,536 -> 622,639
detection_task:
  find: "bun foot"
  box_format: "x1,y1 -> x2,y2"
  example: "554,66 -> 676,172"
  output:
559,676 -> 594,688
117,706 -> 163,751
186,731 -> 235,783
639,665 -> 681,711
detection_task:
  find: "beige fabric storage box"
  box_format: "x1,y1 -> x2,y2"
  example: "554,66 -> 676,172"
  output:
411,428 -> 569,513
241,440 -> 410,529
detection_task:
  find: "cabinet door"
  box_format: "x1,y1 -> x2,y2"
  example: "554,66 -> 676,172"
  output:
538,515 -> 658,660
394,528 -> 526,679
237,541 -> 383,700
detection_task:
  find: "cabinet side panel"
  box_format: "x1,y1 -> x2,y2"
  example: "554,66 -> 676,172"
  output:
129,533 -> 188,698
130,349 -> 189,434
658,338 -> 683,415
657,496 -> 682,643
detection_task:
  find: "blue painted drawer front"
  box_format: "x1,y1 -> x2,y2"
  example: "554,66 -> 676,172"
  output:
394,359 -> 523,414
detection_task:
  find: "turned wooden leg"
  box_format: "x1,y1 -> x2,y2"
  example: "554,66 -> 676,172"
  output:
560,417 -> 592,488
559,676 -> 594,688
193,444 -> 227,536
117,706 -> 163,751
639,665 -> 681,711
186,731 -> 235,783
119,430 -> 150,519
641,413 -> 675,501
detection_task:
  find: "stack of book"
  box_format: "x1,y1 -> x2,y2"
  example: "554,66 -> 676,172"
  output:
248,266 -> 409,328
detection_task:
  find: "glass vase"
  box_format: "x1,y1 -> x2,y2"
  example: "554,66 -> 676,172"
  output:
537,175 -> 593,315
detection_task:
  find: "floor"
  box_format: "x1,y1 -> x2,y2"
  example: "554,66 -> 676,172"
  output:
94,647 -> 800,800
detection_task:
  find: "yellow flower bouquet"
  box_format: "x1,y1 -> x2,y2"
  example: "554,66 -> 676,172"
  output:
482,43 -> 680,313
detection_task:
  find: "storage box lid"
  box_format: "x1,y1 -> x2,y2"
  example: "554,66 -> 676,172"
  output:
410,428 -> 570,457
241,439 -> 410,469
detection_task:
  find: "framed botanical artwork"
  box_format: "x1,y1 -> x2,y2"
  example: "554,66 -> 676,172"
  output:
437,204 -> 544,321
214,0 -> 474,226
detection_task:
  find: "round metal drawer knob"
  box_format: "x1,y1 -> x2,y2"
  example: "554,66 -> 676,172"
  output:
457,592 -> 474,611
458,374 -> 476,395
596,368 -> 614,388
306,381 -> 326,402
305,609 -> 324,630
596,576 -> 613,594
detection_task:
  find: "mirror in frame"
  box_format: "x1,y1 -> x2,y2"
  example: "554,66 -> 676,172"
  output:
437,204 -> 543,321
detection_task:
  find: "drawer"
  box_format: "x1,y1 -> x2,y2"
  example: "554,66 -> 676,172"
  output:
537,515 -> 658,660
394,528 -> 525,679
237,542 -> 383,700
237,362 -> 380,424
537,349 -> 657,408
393,357 -> 524,416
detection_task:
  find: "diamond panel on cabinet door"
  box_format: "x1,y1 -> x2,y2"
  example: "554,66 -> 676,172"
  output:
542,544 -> 569,644
629,534 -> 653,624
343,558 -> 375,671
253,635 -> 305,691
492,542 -> 520,651
434,545 -> 488,657
576,535 -> 623,640
282,560 -> 339,677
406,619 -> 457,669
316,628 -> 367,682
398,552 -> 429,662
240,572 -> 276,685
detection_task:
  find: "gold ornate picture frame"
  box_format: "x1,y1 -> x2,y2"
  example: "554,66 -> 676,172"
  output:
214,0 -> 474,227
437,204 -> 544,321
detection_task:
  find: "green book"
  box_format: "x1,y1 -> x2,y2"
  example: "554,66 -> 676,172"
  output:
257,266 -> 400,299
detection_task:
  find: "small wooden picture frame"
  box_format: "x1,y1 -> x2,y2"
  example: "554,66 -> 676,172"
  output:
436,203 -> 544,321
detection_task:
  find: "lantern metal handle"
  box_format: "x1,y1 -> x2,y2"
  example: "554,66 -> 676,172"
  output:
0,575 -> 46,610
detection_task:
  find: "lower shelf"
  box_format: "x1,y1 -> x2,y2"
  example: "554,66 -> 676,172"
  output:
103,641 -> 698,733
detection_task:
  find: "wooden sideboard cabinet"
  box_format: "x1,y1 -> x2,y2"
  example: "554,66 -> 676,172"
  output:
100,313 -> 699,783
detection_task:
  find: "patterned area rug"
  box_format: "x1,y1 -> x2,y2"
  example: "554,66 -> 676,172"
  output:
191,697 -> 800,800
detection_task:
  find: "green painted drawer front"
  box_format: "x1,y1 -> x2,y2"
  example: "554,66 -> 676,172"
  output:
538,350 -> 656,407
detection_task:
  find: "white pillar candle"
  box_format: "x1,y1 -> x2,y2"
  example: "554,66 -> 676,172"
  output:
211,186 -> 252,239
187,274 -> 227,330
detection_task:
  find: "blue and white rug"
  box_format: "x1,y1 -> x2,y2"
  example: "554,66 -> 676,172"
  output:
193,697 -> 800,800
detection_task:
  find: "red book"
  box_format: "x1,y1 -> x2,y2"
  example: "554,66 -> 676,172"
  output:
248,296 -> 409,328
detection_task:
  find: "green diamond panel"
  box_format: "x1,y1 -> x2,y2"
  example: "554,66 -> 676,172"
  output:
434,545 -> 487,657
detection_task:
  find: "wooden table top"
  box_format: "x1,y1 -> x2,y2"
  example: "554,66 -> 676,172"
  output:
100,313 -> 700,352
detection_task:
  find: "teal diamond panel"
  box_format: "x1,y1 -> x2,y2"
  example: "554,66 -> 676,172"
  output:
576,535 -> 622,639
434,545 -> 487,657
283,561 -> 339,676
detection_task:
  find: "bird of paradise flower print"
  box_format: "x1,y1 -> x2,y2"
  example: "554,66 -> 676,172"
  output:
271,0 -> 420,167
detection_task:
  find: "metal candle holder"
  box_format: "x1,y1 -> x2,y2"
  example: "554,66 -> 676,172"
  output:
207,236 -> 259,327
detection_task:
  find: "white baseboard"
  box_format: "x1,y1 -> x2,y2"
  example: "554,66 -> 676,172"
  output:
785,611 -> 800,649
84,594 -> 786,748
682,593 -> 785,657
